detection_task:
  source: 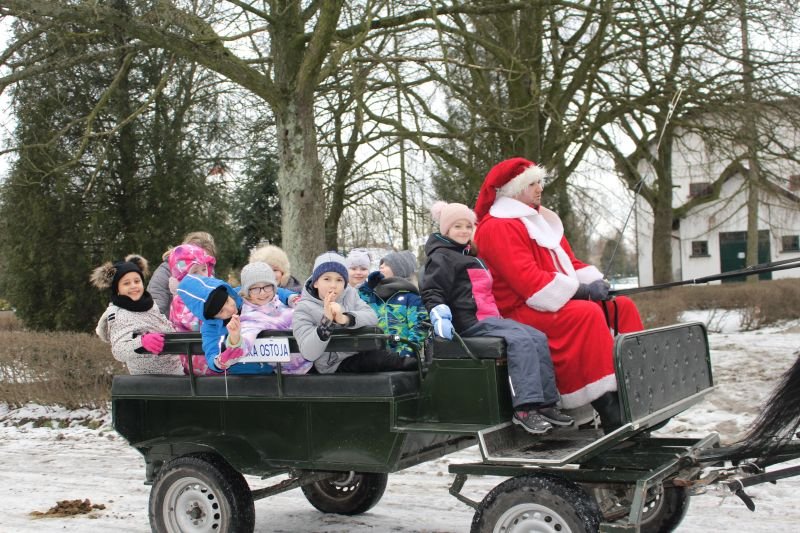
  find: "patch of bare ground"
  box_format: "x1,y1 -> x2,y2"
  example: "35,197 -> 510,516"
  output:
30,499 -> 106,518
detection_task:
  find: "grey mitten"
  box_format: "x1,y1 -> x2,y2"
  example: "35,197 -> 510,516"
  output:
573,279 -> 610,301
588,279 -> 611,301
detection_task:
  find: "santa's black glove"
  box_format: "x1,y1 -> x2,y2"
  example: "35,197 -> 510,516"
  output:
572,279 -> 610,301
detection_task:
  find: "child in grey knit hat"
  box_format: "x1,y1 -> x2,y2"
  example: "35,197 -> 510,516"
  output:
379,250 -> 418,284
238,262 -> 310,374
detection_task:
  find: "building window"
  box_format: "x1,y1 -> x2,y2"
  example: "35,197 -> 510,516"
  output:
689,182 -> 713,198
691,241 -> 709,257
782,235 -> 800,252
789,175 -> 800,191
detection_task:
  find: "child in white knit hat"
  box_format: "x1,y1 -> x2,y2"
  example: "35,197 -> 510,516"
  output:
239,262 -> 311,374
345,248 -> 371,288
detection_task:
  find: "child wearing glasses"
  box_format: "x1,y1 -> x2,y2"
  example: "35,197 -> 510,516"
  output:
238,262 -> 311,374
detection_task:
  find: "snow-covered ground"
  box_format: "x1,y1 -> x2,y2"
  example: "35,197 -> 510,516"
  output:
1,316 -> 799,532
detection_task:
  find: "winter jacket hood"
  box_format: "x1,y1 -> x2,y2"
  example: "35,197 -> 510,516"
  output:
177,275 -> 241,320
175,275 -> 272,375
374,276 -> 418,301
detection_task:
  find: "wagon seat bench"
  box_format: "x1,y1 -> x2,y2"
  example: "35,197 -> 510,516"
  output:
110,326 -> 516,489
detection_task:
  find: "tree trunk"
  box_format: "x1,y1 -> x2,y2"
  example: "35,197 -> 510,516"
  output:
324,166 -> 346,251
270,0 -> 342,279
276,98 -> 326,281
651,198 -> 674,284
739,0 -> 760,279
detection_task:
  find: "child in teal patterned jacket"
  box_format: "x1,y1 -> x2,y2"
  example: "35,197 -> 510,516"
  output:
358,251 -> 429,358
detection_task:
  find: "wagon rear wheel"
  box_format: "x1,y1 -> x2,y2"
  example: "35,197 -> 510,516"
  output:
471,474 -> 602,533
638,485 -> 690,532
301,471 -> 388,515
593,482 -> 690,532
149,454 -> 255,533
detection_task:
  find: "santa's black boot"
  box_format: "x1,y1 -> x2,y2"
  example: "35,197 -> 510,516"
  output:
591,392 -> 624,434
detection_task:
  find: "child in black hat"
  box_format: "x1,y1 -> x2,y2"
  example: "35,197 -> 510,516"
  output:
92,255 -> 183,375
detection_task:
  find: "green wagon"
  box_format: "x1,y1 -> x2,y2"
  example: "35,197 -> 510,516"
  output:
112,322 -> 798,532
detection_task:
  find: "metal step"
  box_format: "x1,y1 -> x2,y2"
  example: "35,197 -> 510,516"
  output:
477,421 -> 638,467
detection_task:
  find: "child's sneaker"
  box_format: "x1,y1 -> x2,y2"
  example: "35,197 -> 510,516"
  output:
512,409 -> 553,435
537,406 -> 574,427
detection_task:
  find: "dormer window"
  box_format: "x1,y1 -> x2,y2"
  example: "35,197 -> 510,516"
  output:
689,182 -> 713,198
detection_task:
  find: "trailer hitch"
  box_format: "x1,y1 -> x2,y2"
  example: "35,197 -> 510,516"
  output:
728,480 -> 756,511
720,463 -> 800,512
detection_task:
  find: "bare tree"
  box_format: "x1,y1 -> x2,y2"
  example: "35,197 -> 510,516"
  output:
358,0 -> 619,238
1,0 -> 535,277
593,0 -> 748,283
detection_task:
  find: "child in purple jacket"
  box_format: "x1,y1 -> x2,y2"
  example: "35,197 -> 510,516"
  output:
239,262 -> 312,374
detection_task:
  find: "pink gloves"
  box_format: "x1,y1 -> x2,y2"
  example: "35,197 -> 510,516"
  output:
216,347 -> 245,370
141,333 -> 165,354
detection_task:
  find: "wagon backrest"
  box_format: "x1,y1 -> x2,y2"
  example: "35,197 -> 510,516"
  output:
614,321 -> 713,426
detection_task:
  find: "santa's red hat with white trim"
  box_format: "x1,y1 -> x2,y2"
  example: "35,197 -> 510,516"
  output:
474,157 -> 547,221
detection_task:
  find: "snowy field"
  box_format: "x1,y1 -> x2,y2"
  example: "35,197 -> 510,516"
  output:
1,313 -> 799,532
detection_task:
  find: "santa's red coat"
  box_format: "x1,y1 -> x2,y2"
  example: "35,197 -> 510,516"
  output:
474,196 -> 643,408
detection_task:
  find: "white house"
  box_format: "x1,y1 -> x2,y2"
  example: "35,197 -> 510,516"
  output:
635,126 -> 800,286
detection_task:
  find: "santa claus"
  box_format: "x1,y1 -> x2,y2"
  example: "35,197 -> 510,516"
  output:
473,157 -> 644,431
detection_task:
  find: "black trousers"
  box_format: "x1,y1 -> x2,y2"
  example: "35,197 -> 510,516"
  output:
336,349 -> 416,373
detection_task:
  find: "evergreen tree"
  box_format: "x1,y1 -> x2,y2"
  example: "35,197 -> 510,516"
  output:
233,152 -> 282,256
0,18 -> 238,331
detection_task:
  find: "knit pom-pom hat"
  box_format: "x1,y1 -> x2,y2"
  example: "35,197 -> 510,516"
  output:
90,254 -> 150,295
431,201 -> 477,236
169,244 -> 216,281
345,249 -> 371,269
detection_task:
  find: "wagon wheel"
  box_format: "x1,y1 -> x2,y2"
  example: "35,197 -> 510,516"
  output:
594,483 -> 690,533
149,454 -> 255,533
301,471 -> 388,515
471,474 -> 602,533
638,485 -> 690,533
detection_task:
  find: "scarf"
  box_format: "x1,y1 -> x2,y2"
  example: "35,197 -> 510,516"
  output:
112,291 -> 155,313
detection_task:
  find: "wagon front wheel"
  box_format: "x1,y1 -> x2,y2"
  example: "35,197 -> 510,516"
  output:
301,471 -> 388,515
471,474 -> 602,533
149,454 -> 255,533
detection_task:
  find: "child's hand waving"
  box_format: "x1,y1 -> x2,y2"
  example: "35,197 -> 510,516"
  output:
226,314 -> 241,346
